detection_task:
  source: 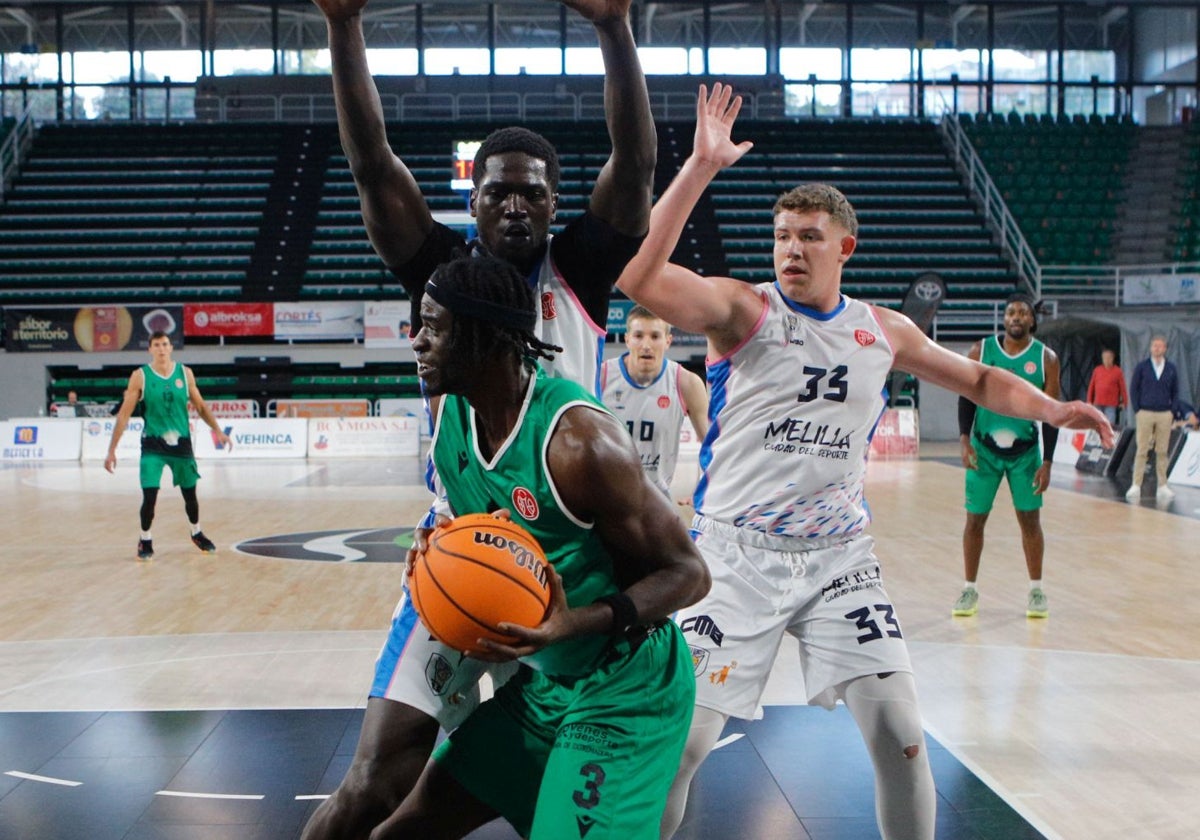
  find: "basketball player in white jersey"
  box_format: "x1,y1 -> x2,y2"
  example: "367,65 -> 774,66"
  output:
616,84 -> 1114,840
303,0 -> 657,837
601,306 -> 709,498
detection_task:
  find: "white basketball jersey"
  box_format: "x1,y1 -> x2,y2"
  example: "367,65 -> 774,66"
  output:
600,355 -> 688,492
696,285 -> 894,541
533,238 -> 607,398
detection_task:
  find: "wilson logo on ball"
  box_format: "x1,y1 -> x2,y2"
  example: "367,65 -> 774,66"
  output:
473,530 -> 548,588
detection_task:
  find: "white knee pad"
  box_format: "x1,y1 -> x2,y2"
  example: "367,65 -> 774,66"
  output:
660,706 -> 728,840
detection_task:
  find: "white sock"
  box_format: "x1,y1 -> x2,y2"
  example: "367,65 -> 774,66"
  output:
191,523 -> 202,536
1030,579 -> 1042,591
140,531 -> 152,540
964,581 -> 977,591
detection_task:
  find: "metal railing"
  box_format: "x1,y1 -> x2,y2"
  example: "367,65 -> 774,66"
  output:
199,89 -> 783,125
939,112 -> 1040,293
1040,261 -> 1200,307
0,104 -> 34,202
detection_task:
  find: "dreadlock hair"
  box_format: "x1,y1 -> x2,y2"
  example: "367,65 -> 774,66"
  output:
473,127 -> 561,191
773,183 -> 859,237
429,255 -> 561,370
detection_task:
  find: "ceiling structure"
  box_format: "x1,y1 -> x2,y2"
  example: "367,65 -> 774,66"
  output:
0,2 -> 1143,55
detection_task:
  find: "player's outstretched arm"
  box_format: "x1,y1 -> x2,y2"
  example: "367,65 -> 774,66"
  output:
481,406 -> 709,659
313,0 -> 432,270
616,83 -> 757,340
565,0 -> 656,238
878,307 -> 1115,448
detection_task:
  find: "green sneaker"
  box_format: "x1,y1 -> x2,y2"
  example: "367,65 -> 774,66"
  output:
952,587 -> 979,617
1026,588 -> 1049,619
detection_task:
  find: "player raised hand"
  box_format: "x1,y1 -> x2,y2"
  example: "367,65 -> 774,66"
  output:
310,0 -> 369,22
693,82 -> 755,171
555,0 -> 633,24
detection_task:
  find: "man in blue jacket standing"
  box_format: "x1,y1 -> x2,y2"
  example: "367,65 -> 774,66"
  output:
1126,335 -> 1180,502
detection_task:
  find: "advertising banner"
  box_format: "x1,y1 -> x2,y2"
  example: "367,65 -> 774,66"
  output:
1122,274 -> 1199,305
193,418 -> 308,459
364,300 -> 412,349
307,416 -> 421,457
81,417 -> 145,461
275,399 -> 371,418
868,408 -> 919,459
0,419 -> 83,461
184,303 -> 274,337
273,302 -> 364,341
4,305 -> 183,352
1167,430 -> 1200,488
190,400 -> 259,419
378,398 -> 431,439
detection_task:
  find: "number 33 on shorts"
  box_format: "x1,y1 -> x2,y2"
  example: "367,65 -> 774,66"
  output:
844,604 -> 903,644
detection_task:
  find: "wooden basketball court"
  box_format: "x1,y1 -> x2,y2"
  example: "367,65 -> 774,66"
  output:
1,444 -> 1197,839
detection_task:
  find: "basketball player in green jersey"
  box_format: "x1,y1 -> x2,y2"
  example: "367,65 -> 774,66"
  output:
370,255 -> 709,840
954,294 -> 1061,618
105,331 -> 232,561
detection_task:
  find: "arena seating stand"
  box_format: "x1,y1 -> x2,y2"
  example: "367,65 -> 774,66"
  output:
0,122 -> 281,305
962,112 -> 1135,266
1167,122 -> 1200,262
48,360 -> 423,416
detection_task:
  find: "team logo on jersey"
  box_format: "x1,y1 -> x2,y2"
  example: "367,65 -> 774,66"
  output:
657,395 -> 671,409
854,329 -> 876,347
1024,361 -> 1038,375
511,487 -> 539,520
175,378 -> 185,389
708,661 -> 737,685
425,653 -> 454,695
680,614 -> 724,646
690,645 -> 710,676
541,291 -> 557,321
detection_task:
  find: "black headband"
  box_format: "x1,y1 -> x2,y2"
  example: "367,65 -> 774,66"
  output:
425,278 -> 537,332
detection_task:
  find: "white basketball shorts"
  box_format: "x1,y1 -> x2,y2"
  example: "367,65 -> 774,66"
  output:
676,516 -> 913,719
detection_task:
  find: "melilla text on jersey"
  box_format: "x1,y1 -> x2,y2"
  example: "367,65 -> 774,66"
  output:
762,417 -> 852,459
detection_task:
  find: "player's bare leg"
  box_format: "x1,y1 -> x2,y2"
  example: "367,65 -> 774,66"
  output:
301,697 -> 439,840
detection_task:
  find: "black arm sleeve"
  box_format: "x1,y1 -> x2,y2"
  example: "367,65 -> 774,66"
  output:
390,222 -> 469,334
549,211 -> 646,329
957,396 -> 978,437
1041,422 -> 1059,462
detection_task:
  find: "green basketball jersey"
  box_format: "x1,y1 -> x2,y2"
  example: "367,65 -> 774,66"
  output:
431,366 -> 620,677
140,362 -> 192,456
973,335 -> 1044,454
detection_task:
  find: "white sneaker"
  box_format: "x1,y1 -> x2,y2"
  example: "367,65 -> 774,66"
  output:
1125,484 -> 1141,501
1157,485 -> 1175,501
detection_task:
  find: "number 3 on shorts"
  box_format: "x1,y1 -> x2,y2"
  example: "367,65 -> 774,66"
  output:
844,604 -> 904,644
572,762 -> 606,809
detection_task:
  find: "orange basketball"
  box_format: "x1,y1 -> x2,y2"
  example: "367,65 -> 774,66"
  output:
410,513 -> 551,656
